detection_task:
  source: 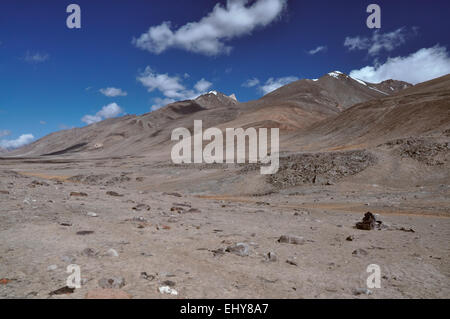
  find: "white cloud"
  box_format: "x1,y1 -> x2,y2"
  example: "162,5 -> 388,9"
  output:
0,130 -> 11,138
39,121 -> 46,125
137,67 -> 214,110
0,134 -> 35,149
99,87 -> 128,97
24,51 -> 49,63
308,45 -> 327,55
259,76 -> 298,94
151,97 -> 177,111
194,78 -> 213,92
133,0 -> 287,56
344,27 -> 412,56
81,102 -> 124,125
242,77 -> 260,87
349,45 -> 450,84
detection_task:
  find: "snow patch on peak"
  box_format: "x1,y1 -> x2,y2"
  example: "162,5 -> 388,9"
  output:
208,90 -> 218,96
328,71 -> 345,79
352,78 -> 367,86
229,93 -> 237,101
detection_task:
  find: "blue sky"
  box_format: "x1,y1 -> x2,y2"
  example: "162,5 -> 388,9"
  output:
1,0 -> 450,148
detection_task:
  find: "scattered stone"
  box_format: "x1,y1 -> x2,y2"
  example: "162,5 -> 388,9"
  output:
355,212 -> 378,230
173,202 -> 191,207
0,190 -> 10,195
158,286 -> 178,295
70,191 -> 88,197
140,272 -> 155,281
47,265 -> 58,271
163,192 -> 182,197
49,286 -> 75,296
161,280 -> 176,287
106,191 -> 123,197
171,206 -> 185,213
28,180 -> 50,187
266,252 -> 277,262
60,222 -> 72,227
352,288 -> 373,296
132,204 -> 151,211
85,289 -> 132,299
107,249 -> 119,257
352,248 -> 368,257
82,248 -> 97,257
76,230 -> 94,235
132,216 -> 147,222
187,208 -> 201,213
277,235 -> 305,245
98,277 -> 126,289
135,177 -> 145,182
398,227 -> 415,233
86,212 -> 98,217
346,235 -> 355,241
225,243 -> 250,257
294,210 -> 309,216
286,259 -> 298,266
211,248 -> 226,257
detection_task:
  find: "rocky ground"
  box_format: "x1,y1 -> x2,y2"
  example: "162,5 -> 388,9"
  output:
0,153 -> 449,299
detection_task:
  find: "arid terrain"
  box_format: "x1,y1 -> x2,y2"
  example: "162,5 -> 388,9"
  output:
1,72 -> 449,299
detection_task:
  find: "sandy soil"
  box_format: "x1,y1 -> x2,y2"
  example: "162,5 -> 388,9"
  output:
0,155 -> 448,299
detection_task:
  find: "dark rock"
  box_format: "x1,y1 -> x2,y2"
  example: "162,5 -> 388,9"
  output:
132,204 -> 151,211
163,192 -> 182,197
106,191 -> 123,197
356,212 -> 377,230
161,280 -> 176,287
286,259 -> 298,266
266,252 -> 277,262
277,235 -> 305,245
49,286 -> 75,295
70,192 -> 88,197
81,248 -> 97,257
76,230 -> 94,235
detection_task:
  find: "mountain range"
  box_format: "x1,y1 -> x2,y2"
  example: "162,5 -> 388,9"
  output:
8,70 -> 445,160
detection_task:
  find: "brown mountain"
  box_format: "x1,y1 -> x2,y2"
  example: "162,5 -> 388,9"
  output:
6,71 -> 413,158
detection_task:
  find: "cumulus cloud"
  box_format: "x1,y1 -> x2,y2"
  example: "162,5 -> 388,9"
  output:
133,0 -> 287,56
308,45 -> 327,55
242,76 -> 298,94
81,102 -> 124,125
99,87 -> 128,97
259,76 -> 298,95
0,134 -> 35,149
137,67 -> 214,110
0,129 -> 11,138
24,51 -> 49,63
242,77 -> 260,87
344,27 -> 413,56
194,78 -> 213,92
349,45 -> 450,85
